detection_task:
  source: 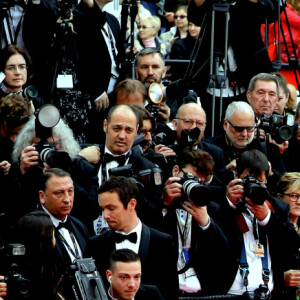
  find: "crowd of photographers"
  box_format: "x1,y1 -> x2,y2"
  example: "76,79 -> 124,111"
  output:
1,0 -> 300,299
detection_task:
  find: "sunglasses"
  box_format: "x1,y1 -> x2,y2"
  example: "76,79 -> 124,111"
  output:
226,119 -> 256,133
174,15 -> 187,19
137,25 -> 154,29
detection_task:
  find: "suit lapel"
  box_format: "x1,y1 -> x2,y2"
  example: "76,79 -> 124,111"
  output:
138,223 -> 150,264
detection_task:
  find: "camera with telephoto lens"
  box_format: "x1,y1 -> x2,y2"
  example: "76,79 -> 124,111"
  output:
259,113 -> 294,144
60,258 -> 108,300
109,164 -> 163,188
239,176 -> 269,205
34,104 -> 72,171
173,172 -> 212,208
244,284 -> 269,300
1,243 -> 32,299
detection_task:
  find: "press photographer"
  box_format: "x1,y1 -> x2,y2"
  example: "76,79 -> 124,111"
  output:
10,106 -> 100,234
135,48 -> 198,121
219,149 -> 300,298
0,243 -> 28,300
161,147 -> 228,296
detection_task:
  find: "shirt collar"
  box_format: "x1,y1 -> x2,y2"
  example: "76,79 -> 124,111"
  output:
42,206 -> 68,228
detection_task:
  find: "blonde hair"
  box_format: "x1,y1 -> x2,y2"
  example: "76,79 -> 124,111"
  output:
287,83 -> 298,110
277,172 -> 300,195
140,16 -> 161,30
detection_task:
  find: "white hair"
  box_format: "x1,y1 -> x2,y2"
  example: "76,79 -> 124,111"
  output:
12,116 -> 81,162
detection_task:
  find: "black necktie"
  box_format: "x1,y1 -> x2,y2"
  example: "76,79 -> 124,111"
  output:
114,232 -> 137,244
103,153 -> 127,166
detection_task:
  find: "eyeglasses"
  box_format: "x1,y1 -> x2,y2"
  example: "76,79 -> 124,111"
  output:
138,25 -> 155,30
284,193 -> 300,202
177,118 -> 206,127
5,64 -> 28,72
226,119 -> 256,133
174,15 -> 187,19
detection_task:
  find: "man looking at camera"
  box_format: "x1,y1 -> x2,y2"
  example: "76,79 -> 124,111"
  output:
106,249 -> 164,300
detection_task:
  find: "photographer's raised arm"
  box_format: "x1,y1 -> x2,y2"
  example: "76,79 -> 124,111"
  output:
19,145 -> 39,175
226,178 -> 243,205
162,177 -> 182,207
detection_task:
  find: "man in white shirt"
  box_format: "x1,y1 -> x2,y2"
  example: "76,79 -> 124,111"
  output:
86,175 -> 179,300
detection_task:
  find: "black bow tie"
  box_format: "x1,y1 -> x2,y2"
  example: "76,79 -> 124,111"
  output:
103,153 -> 127,165
114,232 -> 137,244
56,218 -> 72,231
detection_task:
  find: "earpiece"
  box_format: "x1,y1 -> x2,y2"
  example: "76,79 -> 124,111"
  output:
108,276 -> 112,283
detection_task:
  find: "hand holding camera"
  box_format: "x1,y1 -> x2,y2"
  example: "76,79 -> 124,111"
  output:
162,177 -> 182,206
20,145 -> 39,175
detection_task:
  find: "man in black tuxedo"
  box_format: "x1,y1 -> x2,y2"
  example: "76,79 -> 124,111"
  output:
39,168 -> 90,277
94,104 -> 165,233
86,176 -> 179,300
106,249 -> 164,300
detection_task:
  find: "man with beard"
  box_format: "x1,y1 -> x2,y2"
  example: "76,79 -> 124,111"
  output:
135,47 -> 198,121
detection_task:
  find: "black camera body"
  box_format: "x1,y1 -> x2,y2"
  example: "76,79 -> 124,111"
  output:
109,164 -> 163,188
178,127 -> 200,149
260,113 -> 294,144
240,176 -> 269,205
173,172 -> 212,208
62,258 -> 108,300
145,102 -> 161,119
244,284 -> 269,300
2,243 -> 32,300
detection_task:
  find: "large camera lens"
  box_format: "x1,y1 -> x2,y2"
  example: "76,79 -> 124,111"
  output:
244,183 -> 269,205
182,180 -> 212,206
40,148 -> 72,170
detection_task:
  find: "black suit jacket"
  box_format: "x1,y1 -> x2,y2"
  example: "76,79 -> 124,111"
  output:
73,2 -> 121,101
135,284 -> 165,300
161,201 -> 229,295
211,196 -> 300,294
86,223 -> 179,300
55,215 -> 90,278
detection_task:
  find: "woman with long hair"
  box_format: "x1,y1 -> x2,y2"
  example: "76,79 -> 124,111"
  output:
16,211 -> 58,299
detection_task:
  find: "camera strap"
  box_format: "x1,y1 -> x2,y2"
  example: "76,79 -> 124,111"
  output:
176,210 -> 193,274
239,217 -> 270,290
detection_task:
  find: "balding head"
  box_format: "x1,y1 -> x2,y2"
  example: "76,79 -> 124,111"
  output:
104,105 -> 138,155
172,103 -> 206,146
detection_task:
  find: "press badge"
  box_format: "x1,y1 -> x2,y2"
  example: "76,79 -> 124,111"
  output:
57,74 -> 73,89
251,242 -> 264,257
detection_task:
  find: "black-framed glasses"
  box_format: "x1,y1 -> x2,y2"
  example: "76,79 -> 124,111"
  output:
284,193 -> 300,202
226,119 -> 256,133
177,118 -> 206,127
174,15 -> 187,19
138,25 -> 155,29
